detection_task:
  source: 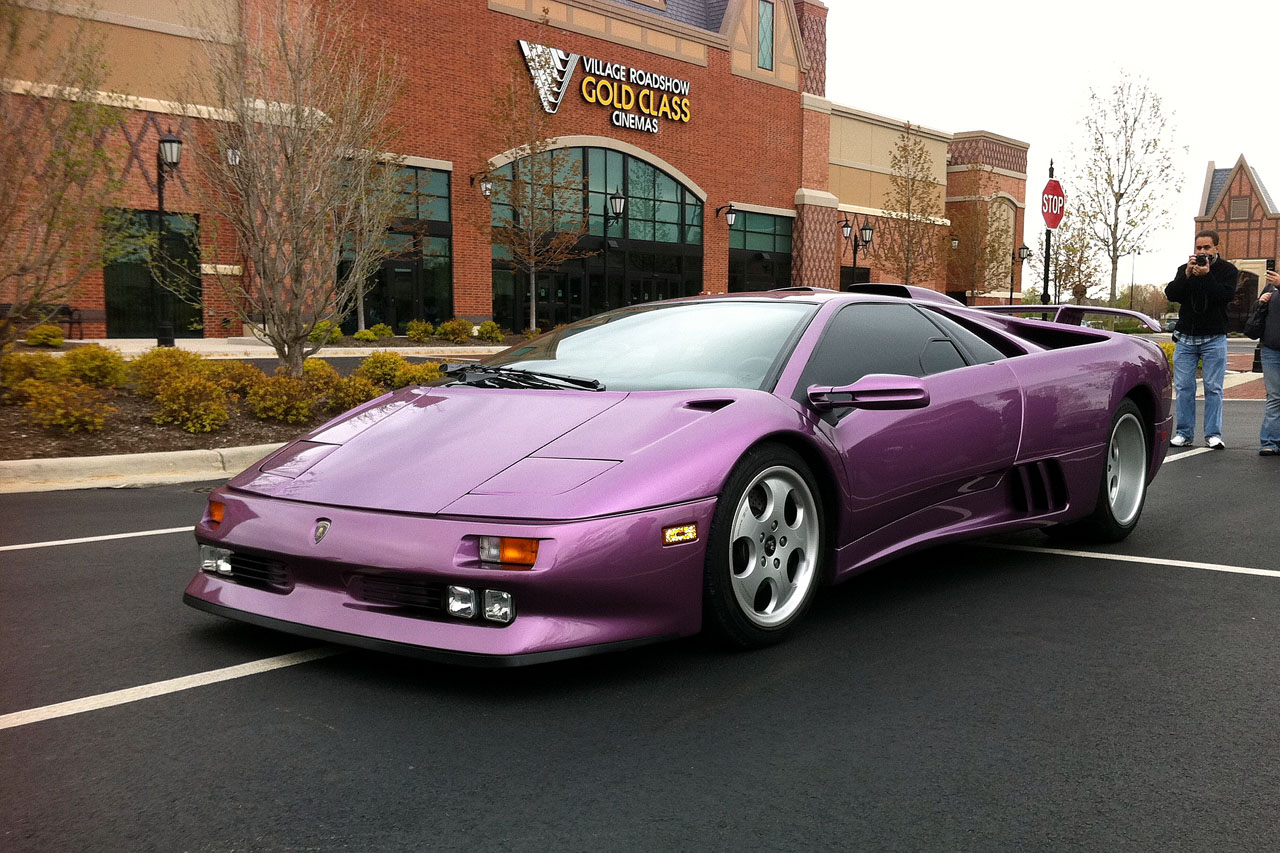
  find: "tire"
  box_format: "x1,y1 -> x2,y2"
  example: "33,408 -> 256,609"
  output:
1053,399 -> 1149,543
703,443 -> 825,648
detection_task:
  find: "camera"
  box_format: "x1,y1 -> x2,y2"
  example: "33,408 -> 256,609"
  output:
1195,254 -> 1209,266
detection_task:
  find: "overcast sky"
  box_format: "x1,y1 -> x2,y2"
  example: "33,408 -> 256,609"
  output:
824,0 -> 1280,290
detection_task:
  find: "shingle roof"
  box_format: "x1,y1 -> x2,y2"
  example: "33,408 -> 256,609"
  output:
1205,168 -> 1231,216
1251,167 -> 1277,214
609,0 -> 730,32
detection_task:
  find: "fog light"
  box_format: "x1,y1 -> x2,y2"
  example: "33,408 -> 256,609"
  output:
478,536 -> 539,567
483,590 -> 515,624
199,545 -> 232,575
446,585 -> 477,618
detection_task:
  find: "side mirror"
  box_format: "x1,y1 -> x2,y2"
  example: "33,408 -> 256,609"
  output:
807,374 -> 930,411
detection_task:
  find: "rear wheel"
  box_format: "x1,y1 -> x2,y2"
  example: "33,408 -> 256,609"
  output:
703,444 -> 824,648
1053,399 -> 1148,543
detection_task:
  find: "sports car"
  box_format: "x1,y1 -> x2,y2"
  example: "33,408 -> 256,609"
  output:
184,286 -> 1172,665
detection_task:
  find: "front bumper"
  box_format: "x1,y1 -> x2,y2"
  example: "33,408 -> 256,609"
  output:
183,488 -> 717,664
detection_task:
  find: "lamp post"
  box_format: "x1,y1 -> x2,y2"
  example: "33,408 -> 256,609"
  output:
1128,249 -> 1141,310
839,217 -> 874,288
1010,244 -> 1031,305
154,132 -> 183,346
601,188 -> 626,309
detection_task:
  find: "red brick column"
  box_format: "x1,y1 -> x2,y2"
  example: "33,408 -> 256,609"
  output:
792,202 -> 839,288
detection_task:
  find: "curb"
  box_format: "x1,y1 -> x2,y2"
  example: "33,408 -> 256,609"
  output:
0,443 -> 284,494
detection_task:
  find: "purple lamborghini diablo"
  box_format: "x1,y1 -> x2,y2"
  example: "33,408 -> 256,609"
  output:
184,286 -> 1172,665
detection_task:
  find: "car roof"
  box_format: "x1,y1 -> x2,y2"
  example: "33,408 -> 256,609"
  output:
677,284 -> 963,307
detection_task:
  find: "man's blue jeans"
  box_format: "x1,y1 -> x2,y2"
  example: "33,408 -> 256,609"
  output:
1172,335 -> 1228,441
1261,345 -> 1280,451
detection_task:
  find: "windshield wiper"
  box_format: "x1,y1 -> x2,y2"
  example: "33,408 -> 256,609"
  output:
444,363 -> 604,391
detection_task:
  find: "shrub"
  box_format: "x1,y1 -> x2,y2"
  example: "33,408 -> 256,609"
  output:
300,358 -> 340,393
436,317 -> 474,344
129,347 -> 206,397
24,323 -> 64,347
522,327 -> 540,337
326,375 -> 384,412
204,360 -> 267,397
152,374 -> 229,433
308,320 -> 344,345
406,319 -> 434,343
368,323 -> 395,340
353,328 -> 377,342
19,378 -> 116,433
245,374 -> 315,423
393,361 -> 443,388
1,352 -> 65,398
59,344 -> 128,388
354,351 -> 408,387
475,320 -> 504,343
1159,341 -> 1175,370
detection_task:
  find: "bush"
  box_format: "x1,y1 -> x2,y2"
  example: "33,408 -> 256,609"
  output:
300,358 -> 340,393
354,351 -> 408,387
245,374 -> 315,423
475,320 -> 504,343
19,378 -> 116,433
406,319 -> 434,343
152,374 -> 229,433
436,317 -> 474,344
326,375 -> 384,413
59,344 -> 128,388
204,360 -> 267,398
24,324 -> 64,347
393,361 -> 443,388
129,347 -> 207,397
1159,341 -> 1175,370
523,327 -> 540,337
368,323 -> 395,340
308,320 -> 344,344
353,329 -> 377,342
1,352 -> 65,397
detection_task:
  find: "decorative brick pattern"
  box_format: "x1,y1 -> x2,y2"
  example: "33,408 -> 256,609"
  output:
794,0 -> 826,96
949,137 -> 1027,176
792,204 -> 838,288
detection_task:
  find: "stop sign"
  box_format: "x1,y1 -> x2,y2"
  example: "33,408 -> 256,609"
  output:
1042,179 -> 1065,230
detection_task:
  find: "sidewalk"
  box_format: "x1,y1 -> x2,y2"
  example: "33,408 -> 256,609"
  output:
0,338 -> 1268,494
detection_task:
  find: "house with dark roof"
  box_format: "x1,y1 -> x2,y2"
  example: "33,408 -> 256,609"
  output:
1195,154 -> 1278,305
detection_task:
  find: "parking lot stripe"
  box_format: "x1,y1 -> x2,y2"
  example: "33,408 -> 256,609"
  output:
1162,447 -> 1215,462
0,526 -> 193,552
0,648 -> 339,731
982,543 -> 1280,578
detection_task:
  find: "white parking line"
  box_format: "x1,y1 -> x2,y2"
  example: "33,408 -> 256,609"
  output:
0,526 -> 194,552
982,543 -> 1280,578
1162,447 -> 1214,462
0,648 -> 340,731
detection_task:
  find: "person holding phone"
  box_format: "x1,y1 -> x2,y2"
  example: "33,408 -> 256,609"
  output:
1164,230 -> 1239,448
1244,267 -> 1279,455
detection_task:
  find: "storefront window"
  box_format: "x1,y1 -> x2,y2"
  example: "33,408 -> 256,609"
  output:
729,211 -> 793,292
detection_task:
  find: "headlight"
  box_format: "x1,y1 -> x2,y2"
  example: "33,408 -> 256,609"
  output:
483,590 -> 515,624
200,545 -> 232,575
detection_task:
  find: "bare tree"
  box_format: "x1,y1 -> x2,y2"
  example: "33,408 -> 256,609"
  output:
1074,73 -> 1183,303
875,122 -> 944,286
180,0 -> 406,376
480,31 -> 593,332
0,1 -> 129,348
946,166 -> 1014,302
1029,214 -> 1104,304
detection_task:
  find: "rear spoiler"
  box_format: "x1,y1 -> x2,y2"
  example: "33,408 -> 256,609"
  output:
976,304 -> 1162,332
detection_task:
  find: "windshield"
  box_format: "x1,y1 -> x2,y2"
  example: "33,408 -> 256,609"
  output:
479,300 -> 817,391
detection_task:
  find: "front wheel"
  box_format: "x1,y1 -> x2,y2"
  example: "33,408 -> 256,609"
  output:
1054,399 -> 1149,543
703,444 -> 824,648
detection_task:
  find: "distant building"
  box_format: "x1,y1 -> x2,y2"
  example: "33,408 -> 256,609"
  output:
1195,155 -> 1278,315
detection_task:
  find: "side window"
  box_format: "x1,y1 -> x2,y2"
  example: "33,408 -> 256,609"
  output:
797,303 -> 960,396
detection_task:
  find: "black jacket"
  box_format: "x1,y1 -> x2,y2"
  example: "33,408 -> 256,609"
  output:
1165,257 -> 1239,335
1246,284 -> 1280,350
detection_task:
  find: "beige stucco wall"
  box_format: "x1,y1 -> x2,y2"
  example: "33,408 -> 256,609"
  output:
827,103 -> 950,213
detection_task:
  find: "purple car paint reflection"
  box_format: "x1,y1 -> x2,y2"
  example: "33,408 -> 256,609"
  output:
185,288 -> 1171,665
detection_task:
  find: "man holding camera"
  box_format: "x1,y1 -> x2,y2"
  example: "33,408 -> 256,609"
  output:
1165,230 -> 1239,448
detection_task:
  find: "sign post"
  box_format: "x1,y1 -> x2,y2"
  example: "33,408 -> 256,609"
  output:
1040,162 -> 1065,304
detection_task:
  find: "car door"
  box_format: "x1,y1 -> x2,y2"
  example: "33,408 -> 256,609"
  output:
797,302 -> 1023,549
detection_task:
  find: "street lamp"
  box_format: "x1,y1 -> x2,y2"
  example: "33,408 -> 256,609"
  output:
951,235 -> 960,251
155,132 -> 183,347
715,203 -> 737,227
1009,244 -> 1031,304
1128,249 -> 1141,309
839,217 -> 874,288
600,187 -> 627,310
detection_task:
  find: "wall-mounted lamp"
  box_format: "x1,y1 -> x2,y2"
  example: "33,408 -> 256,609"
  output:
715,203 -> 737,228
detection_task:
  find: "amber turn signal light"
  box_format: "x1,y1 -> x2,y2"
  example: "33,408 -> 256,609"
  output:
208,500 -> 225,526
478,536 -> 539,567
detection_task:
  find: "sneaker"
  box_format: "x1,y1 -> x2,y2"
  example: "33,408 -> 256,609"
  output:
1261,447 -> 1279,456
1169,435 -> 1190,447
1206,436 -> 1225,449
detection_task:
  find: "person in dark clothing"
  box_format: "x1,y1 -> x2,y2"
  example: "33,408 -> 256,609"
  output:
1244,269 -> 1280,455
1164,230 -> 1239,448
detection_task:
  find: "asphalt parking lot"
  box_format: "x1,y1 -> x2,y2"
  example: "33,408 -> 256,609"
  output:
1,401 -> 1277,852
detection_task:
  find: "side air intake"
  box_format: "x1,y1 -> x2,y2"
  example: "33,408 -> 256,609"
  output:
1008,460 -> 1068,516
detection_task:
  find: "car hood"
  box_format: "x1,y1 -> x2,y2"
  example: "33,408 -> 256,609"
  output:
229,386 -> 816,519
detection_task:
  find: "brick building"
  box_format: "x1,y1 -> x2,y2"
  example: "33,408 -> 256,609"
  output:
4,0 -> 1028,338
1195,154 -> 1278,304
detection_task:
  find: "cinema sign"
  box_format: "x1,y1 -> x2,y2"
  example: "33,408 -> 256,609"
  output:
519,40 -> 691,134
